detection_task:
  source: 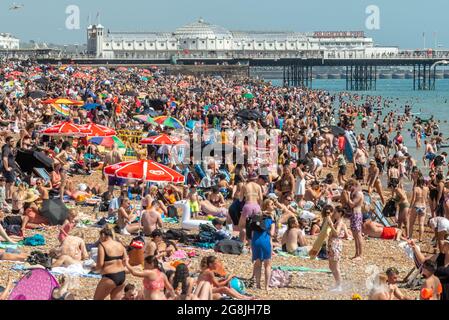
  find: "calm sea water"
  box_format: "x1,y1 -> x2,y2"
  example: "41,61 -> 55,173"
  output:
269,78 -> 449,172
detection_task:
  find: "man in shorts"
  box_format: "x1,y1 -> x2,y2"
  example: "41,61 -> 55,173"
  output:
362,214 -> 405,241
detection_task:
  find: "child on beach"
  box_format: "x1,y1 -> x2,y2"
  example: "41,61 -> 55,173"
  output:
58,209 -> 78,243
188,186 -> 200,219
323,205 -> 344,292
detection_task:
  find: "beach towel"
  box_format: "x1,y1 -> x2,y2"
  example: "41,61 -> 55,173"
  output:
23,234 -> 45,246
272,266 -> 332,273
162,217 -> 179,224
11,264 -> 102,280
0,242 -> 23,250
9,269 -> 59,300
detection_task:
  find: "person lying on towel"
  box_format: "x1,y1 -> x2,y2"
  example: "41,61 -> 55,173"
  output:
362,214 -> 406,241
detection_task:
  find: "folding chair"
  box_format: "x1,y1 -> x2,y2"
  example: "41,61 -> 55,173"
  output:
372,199 -> 394,227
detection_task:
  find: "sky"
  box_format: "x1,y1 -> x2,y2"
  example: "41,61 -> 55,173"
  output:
0,0 -> 448,48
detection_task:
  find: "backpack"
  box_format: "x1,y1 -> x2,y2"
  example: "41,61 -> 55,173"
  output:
269,270 -> 292,288
164,229 -> 188,243
198,223 -> 217,243
214,239 -> 243,255
245,214 -> 267,240
382,199 -> 397,218
127,235 -> 145,267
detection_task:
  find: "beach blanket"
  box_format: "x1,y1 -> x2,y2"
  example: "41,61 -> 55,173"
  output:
162,217 -> 179,224
272,266 -> 331,273
192,242 -> 216,249
11,263 -> 101,279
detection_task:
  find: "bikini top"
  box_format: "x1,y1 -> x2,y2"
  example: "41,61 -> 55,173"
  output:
143,270 -> 165,291
100,243 -> 124,262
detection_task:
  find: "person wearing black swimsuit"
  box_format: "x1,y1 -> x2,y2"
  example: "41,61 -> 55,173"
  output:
93,226 -> 127,300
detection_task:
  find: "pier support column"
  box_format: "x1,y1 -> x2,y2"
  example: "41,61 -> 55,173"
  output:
345,64 -> 376,91
413,63 -> 435,90
282,63 -> 312,88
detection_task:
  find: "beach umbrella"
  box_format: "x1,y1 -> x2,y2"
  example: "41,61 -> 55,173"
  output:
133,115 -> 158,125
319,125 -> 345,136
82,103 -> 102,111
148,99 -> 166,110
185,119 -> 201,131
242,93 -> 254,99
40,199 -> 69,226
122,90 -> 139,97
42,98 -> 83,106
40,121 -> 92,137
81,123 -> 116,137
153,116 -> 184,129
237,109 -> 262,121
140,134 -> 187,146
15,149 -> 54,174
28,90 -> 47,99
104,160 -> 184,183
89,135 -> 125,149
52,104 -> 70,117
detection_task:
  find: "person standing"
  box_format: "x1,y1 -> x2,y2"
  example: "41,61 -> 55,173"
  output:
1,136 -> 16,202
346,179 -> 364,260
103,143 -> 123,199
251,199 -> 275,292
324,205 -> 344,292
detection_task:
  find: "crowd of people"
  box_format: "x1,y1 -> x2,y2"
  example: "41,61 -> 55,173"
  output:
0,59 -> 448,300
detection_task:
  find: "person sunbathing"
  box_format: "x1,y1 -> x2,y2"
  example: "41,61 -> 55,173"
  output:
281,217 -> 311,256
197,256 -> 254,300
141,200 -> 163,236
362,215 -> 405,241
50,235 -> 89,267
124,255 -> 175,300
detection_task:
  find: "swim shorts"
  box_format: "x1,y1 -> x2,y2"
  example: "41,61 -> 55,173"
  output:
350,212 -> 363,232
381,227 -> 397,240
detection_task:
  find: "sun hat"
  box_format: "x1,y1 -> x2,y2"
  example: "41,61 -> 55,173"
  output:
24,191 -> 39,203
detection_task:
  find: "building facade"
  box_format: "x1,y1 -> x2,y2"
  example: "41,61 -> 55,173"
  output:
0,33 -> 20,50
87,18 -> 398,59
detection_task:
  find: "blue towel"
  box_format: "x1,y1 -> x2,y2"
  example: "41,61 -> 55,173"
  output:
23,234 -> 45,246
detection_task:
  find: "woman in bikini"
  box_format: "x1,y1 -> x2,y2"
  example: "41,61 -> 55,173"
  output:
409,175 -> 429,241
391,179 -> 410,237
125,255 -> 175,300
93,226 -> 127,300
11,182 -> 27,215
196,256 -> 253,300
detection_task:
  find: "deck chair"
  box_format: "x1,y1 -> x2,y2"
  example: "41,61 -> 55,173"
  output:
372,199 -> 394,227
398,249 -> 424,290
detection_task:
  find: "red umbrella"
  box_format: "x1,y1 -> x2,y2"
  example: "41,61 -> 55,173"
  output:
81,123 -> 116,137
140,134 -> 187,146
104,160 -> 184,183
40,122 -> 93,137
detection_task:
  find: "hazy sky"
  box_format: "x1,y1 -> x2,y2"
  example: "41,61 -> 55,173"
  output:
0,0 -> 447,48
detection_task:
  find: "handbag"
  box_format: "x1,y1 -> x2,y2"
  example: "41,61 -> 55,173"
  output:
382,199 -> 397,218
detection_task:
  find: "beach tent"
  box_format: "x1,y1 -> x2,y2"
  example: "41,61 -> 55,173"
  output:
9,269 -> 59,300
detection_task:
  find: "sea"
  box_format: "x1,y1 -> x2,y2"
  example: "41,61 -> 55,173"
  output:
270,78 -> 449,161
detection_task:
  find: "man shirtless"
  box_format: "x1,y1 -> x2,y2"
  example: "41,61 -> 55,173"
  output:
353,145 -> 368,183
423,140 -> 436,167
238,172 -> 263,243
367,159 -> 385,204
386,267 -> 411,300
141,200 -> 163,236
281,217 -> 311,256
362,216 -> 405,241
347,179 -> 364,260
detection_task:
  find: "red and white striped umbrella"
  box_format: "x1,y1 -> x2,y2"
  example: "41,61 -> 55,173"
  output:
81,123 -> 116,137
140,134 -> 187,146
104,160 -> 184,183
40,121 -> 93,137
